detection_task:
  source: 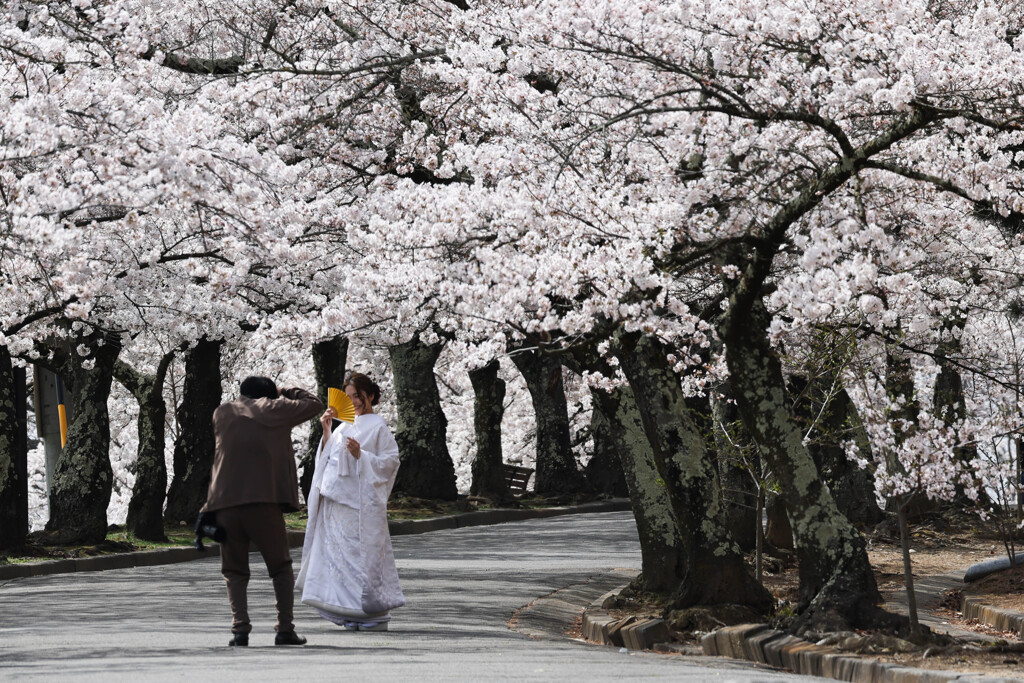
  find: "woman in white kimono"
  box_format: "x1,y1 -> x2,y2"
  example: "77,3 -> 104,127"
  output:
296,372 -> 405,631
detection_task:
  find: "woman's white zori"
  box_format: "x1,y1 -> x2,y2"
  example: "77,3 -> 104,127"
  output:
297,413 -> 405,628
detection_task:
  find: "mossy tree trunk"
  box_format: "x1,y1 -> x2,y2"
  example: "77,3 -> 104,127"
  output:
590,383 -> 686,593
45,333 -> 121,545
0,347 -> 29,550
720,297 -> 881,633
165,337 -> 222,524
389,335 -> 457,500
115,352 -> 175,541
510,348 -> 586,495
469,360 -> 511,502
788,375 -> 883,527
615,331 -> 773,612
302,335 -> 348,502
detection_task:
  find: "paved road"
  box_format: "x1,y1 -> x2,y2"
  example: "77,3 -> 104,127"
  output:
0,511 -> 821,681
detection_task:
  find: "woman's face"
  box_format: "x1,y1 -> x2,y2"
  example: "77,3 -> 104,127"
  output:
345,384 -> 371,415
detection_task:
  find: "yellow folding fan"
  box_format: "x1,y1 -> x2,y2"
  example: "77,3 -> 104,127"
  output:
328,387 -> 356,423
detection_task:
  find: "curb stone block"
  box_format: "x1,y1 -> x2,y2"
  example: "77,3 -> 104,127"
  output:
620,617 -> 670,651
818,652 -> 844,678
793,642 -> 825,676
74,554 -> 135,572
619,618 -> 648,650
712,626 -> 735,657
725,624 -> 769,661
727,624 -> 767,660
0,563 -> 34,579
780,640 -> 815,673
762,633 -> 803,669
133,549 -> 177,567
700,631 -> 719,656
604,616 -> 637,647
29,559 -> 75,576
583,610 -> 612,643
388,517 -> 458,535
745,627 -> 784,663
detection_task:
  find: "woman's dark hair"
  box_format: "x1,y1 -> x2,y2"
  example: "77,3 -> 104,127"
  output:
343,372 -> 381,406
239,376 -> 278,400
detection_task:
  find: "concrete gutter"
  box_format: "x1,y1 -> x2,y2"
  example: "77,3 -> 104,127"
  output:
0,498 -> 632,580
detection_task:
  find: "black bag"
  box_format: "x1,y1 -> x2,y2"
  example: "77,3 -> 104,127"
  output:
193,511 -> 227,551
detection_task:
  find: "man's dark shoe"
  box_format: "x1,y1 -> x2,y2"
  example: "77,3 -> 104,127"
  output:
275,631 -> 307,646
229,633 -> 249,647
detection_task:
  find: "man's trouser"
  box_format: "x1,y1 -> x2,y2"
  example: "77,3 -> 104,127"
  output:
216,503 -> 295,635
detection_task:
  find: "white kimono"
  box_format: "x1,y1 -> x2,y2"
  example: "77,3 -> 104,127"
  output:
296,413 -> 405,625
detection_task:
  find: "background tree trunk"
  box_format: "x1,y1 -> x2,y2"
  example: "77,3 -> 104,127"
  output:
117,352 -> 174,542
584,396 -> 629,496
590,384 -> 685,594
45,334 -> 121,544
510,348 -> 586,495
712,385 -> 758,550
721,298 -> 881,633
0,348 -> 29,550
788,375 -> 883,527
165,338 -> 222,524
389,335 -> 458,500
469,360 -> 511,502
933,312 -> 983,508
301,336 -> 348,502
615,332 -> 773,611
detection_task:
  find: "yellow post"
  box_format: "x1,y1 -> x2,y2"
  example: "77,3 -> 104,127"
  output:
55,376 -> 68,448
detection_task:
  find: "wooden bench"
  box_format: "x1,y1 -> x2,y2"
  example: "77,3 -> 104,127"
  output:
502,464 -> 535,497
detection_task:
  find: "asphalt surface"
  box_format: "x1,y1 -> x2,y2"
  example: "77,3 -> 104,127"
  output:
0,511 -> 823,681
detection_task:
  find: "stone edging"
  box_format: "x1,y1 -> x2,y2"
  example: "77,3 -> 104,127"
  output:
961,595 -> 1024,639
0,498 -> 632,581
580,588 -> 1014,682
701,624 -> 1012,682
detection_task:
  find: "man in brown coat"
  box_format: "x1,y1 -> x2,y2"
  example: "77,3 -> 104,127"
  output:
203,375 -> 323,647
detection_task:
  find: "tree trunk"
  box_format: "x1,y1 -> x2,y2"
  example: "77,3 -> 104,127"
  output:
712,384 -> 758,550
584,394 -> 629,496
165,338 -> 222,524
615,332 -> 773,611
301,336 -> 348,502
469,360 -> 511,502
510,348 -> 586,495
721,298 -> 881,633
45,334 -> 121,544
0,348 -> 29,550
389,335 -> 457,500
788,375 -> 883,527
117,353 -> 174,542
933,313 -> 983,508
590,383 -> 686,594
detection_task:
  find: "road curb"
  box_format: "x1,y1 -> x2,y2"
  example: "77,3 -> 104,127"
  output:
579,586 -> 1016,682
1,499 -> 632,580
961,595 -> 1024,639
701,624 -> 1013,682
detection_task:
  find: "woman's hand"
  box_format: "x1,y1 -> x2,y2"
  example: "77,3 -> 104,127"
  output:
345,437 -> 361,459
320,408 -> 336,435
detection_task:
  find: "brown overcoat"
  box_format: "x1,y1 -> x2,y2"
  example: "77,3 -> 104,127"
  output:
203,387 -> 324,513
